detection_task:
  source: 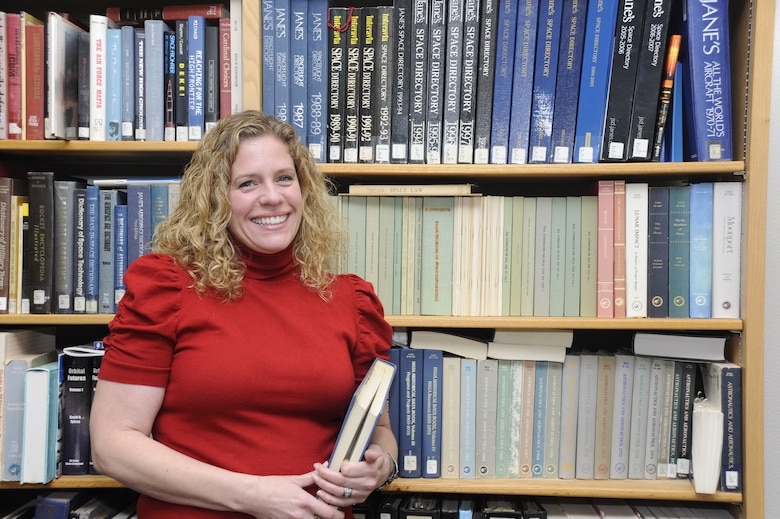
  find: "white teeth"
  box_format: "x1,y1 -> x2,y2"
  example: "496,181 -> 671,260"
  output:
253,215 -> 288,225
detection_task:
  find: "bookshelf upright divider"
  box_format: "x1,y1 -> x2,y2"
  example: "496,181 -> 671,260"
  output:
0,0 -> 771,518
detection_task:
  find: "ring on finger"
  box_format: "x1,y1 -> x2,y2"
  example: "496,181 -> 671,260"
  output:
343,486 -> 353,499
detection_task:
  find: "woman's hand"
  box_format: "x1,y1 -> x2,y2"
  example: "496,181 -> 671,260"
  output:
244,473 -> 346,519
312,445 -> 395,508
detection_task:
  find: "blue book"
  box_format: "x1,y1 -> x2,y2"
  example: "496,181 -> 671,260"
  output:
489,0 -> 519,164
531,360 -> 548,478
34,492 -> 91,519
144,20 -> 172,141
114,204 -> 128,312
85,185 -> 100,314
506,0 -> 539,165
127,184 -> 151,267
289,0 -> 307,141
680,0 -> 732,161
573,0 -> 620,163
688,182 -> 713,318
261,0 -> 275,115
273,0 -> 291,123
99,189 -> 127,314
387,347 -> 402,442
422,350 -> 443,477
647,186 -> 670,317
399,348 -> 422,477
150,183 -> 169,240
459,358 -> 477,478
528,0 -> 564,163
666,65 -> 684,162
550,0 -> 588,163
668,185 -> 690,317
306,0 -> 328,161
105,28 -> 122,141
20,360 -> 59,484
120,25 -> 136,141
187,15 -> 206,141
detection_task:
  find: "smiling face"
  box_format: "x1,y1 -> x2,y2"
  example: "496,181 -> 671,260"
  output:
227,135 -> 303,255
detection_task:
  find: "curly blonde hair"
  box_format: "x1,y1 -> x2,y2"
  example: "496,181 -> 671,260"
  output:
153,111 -> 343,301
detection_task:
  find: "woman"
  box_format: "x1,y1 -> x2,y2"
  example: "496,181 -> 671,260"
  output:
90,111 -> 398,519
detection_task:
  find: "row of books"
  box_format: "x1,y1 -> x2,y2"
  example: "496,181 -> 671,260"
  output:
1,489 -> 137,519
354,493 -> 736,519
338,180 -> 742,319
387,338 -> 742,494
0,174 -> 180,315
0,2 -> 242,142
260,0 -> 732,164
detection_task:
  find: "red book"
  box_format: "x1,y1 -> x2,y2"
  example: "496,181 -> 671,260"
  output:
612,179 -> 626,318
219,17 -> 232,119
6,13 -> 23,140
597,180 -> 615,318
24,23 -> 46,140
106,4 -> 229,24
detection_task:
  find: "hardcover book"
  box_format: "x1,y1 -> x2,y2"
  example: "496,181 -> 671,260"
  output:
327,7 -> 349,163
668,185 -> 690,317
625,183 -> 648,318
33,491 -> 91,519
358,7 -> 377,163
53,180 -> 84,314
204,24 -> 220,132
457,0 -> 479,163
106,4 -> 230,23
20,360 -> 59,484
409,0 -> 430,164
343,10 -> 361,163
420,197 -> 455,315
612,180 -> 626,318
459,358 -> 477,478
701,361 -> 742,492
135,28 -> 146,140
689,182 -> 714,318
425,0 -> 446,164
73,188 -> 87,314
441,0 -> 465,164
144,20 -> 173,141
475,359 -> 498,478
609,354 -> 635,479
89,15 -> 116,141
593,354 -> 615,479
558,354 -> 580,479
518,359 -> 536,477
45,12 -> 85,140
473,0 -> 498,163
187,15 -> 206,141
575,353 -> 598,479
289,0 -> 307,141
373,6 -> 394,164
24,23 -> 45,140
105,28 -> 122,141
506,0 -> 539,165
175,20 -> 189,140
261,0 -> 275,115
121,25 -> 137,141
306,0 -> 329,161
85,185 -> 101,314
273,0 -> 290,124
26,172 -> 55,314
440,356 -> 461,478
711,182 -> 742,318
627,355 -> 651,479
647,186 -> 670,317
421,350 -> 443,477
5,13 -> 22,140
596,181 -> 614,317
390,0 -> 412,163
543,361 -> 563,478
399,349 -> 422,477
489,0 -> 519,164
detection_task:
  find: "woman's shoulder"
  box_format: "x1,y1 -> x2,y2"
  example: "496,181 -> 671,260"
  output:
124,253 -> 188,285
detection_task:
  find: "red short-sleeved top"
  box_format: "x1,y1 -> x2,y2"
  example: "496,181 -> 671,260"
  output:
98,244 -> 392,518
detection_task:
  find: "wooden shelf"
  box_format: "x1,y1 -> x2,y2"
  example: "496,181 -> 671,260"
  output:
0,475 -> 123,490
383,477 -> 742,503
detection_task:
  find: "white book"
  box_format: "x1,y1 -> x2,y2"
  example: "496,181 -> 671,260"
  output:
643,357 -> 667,479
507,360 -> 524,477
520,197 -> 537,316
364,196 -> 381,291
409,330 -> 488,360
558,354 -> 580,479
230,0 -> 243,113
627,356 -> 651,479
625,182 -> 649,317
492,329 -> 574,346
609,354 -> 635,479
575,353 -> 599,479
549,197 -> 567,316
509,196 -> 525,316
564,196 -> 582,317
533,197 -> 553,316
440,356 -> 461,478
711,181 -> 743,318
89,15 -> 116,141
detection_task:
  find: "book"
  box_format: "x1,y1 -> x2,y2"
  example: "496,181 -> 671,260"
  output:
420,197 -> 455,315
518,359 -> 536,477
342,9 -> 361,163
593,354 -> 615,479
424,0 -> 445,164
558,355 -> 580,479
459,358 -> 477,478
494,360 -> 512,477
174,20 -> 188,141
327,7 -> 349,163
680,0 -> 732,161
106,4 -> 230,23
652,34 -> 682,162
596,181 -> 614,317
273,0 -> 291,125
472,0 -> 498,163
399,349 -> 423,477
573,0 -> 619,162
543,361 -> 563,478
580,195 -> 598,316
624,182 -> 648,318
531,364 -> 549,479
612,180 -> 626,318
5,13 -> 23,140
441,0 -> 464,164
33,492 -> 91,519
487,342 -> 568,363
390,0 -> 411,163
99,189 -> 127,314
688,182 -> 714,318
105,28 -> 122,141
421,350 -> 443,477
0,179 -> 17,313
647,186 -> 670,317
701,361 -> 742,492
118,25 -> 136,141
187,15 -> 206,140
575,353 -> 598,479
409,0 -> 429,164
144,19 -> 173,141
46,12 -> 86,140
609,354 -> 634,479
329,358 -> 396,471
0,13 -> 8,139
26,171 -> 55,314
289,0 -> 307,142
533,197 -> 552,316
306,0 -> 329,161
668,185 -> 690,317
134,28 -> 147,140
20,360 -> 59,484
440,356 -> 461,478
54,180 -> 84,314
711,182 -> 742,318
348,184 -> 475,196
631,332 -> 727,361
627,355 -> 650,479
84,186 -> 100,314
89,15 -> 116,141
642,357 -> 667,479
674,360 -> 697,479
114,203 -> 128,308
457,0 -> 479,163
219,16 -> 232,123
691,396 -> 723,494
475,359 -> 498,478
23,19 -> 45,140
489,0 -> 519,164
409,330 -> 488,360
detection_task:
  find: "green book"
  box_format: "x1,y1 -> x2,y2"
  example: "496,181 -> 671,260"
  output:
376,196 -> 396,312
564,196 -> 582,317
534,197 -> 552,316
579,195 -> 598,317
520,197 -> 537,316
501,198 -> 513,316
420,196 -> 454,315
392,197 -> 403,315
364,196 -> 381,289
345,195 -> 367,277
509,196 -> 525,316
494,359 -> 513,478
549,197 -> 567,317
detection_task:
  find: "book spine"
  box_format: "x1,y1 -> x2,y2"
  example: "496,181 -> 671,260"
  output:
593,355 -> 615,479
0,13 -> 8,139
506,360 -> 524,477
135,28 -> 147,141
600,0 -> 647,161
358,7 -> 377,163
627,355 -> 651,479
494,360 -> 512,477
399,348 -> 422,478
475,359 -> 498,478
0,179 -> 12,312
501,198 -> 514,315
289,0 -> 307,141
473,0 -> 498,163
187,15 -> 206,141
105,6 -> 164,24
528,0 -> 564,163
164,29 -> 177,141
106,28 -> 123,141
647,186 -> 670,317
489,0 -> 519,164
457,0 -> 480,163
121,25 -> 137,141
5,13 -> 22,140
409,0 -> 429,164
99,190 -> 119,313
218,17 -> 232,122
625,183 -> 648,318
506,0 -> 539,165
145,20 -> 171,141
442,0 -> 465,164
422,350 -> 443,477
643,357 -> 666,479
73,188 -> 87,314
668,185 -> 690,317
420,197 -> 455,315
573,0 -> 619,162
53,181 -> 78,314
608,355 -> 634,479
390,0 -> 411,163
596,180 -> 615,317
688,182 -> 713,318
550,0 -> 588,163
612,180 -> 626,318
520,197 -> 536,316
425,0 -> 446,164
579,195 -> 598,316
675,360 -> 697,479
533,197 -> 552,316
681,0 -> 732,161
77,31 -> 91,140
575,354 -> 598,478
307,0 -> 329,162
557,355 -> 579,478
627,0 -> 674,160
543,361 -> 562,478
656,359 -> 674,480
343,10 -> 361,163
531,361 -> 548,477
85,185 -> 100,314
24,23 -> 45,140
327,7 -> 348,163
273,0 -> 290,123
229,0 -> 242,114
26,172 -> 55,314
563,196 -> 582,316
61,355 -> 93,475
204,24 -> 220,132
720,364 -> 742,491
89,15 -> 111,141
711,181 -> 742,318
114,203 -> 128,310
162,4 -> 230,21
459,358 -> 477,478
261,0 -> 275,114
440,356 -> 461,478
374,7 -> 394,164
666,361 -> 684,479
126,184 -> 151,267
519,359 -> 536,477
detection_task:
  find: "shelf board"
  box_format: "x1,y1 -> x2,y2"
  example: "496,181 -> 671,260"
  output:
0,475 -> 123,490
383,478 -> 742,503
0,314 -> 114,326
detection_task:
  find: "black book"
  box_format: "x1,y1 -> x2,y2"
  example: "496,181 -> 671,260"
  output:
473,0 -> 498,163
425,0 -> 446,164
401,495 -> 440,519
409,0 -> 430,163
359,7 -> 378,163
374,6 -> 394,164
205,24 -> 220,133
164,29 -> 176,141
61,351 -> 94,475
327,7 -> 349,163
390,0 -> 412,164
77,31 -> 90,140
441,0 -> 464,164
458,0 -> 480,163
675,360 -> 698,479
73,188 -> 87,313
175,20 -> 189,141
343,9 -> 362,163
26,171 -> 55,314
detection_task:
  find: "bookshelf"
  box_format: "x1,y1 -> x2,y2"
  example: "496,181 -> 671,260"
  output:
0,0 -> 771,518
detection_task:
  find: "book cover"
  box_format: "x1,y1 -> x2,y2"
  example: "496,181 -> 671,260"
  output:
668,185 -> 690,317
689,182 -> 713,318
643,357 -> 667,479
261,0 -> 275,115
33,492 -> 91,519
627,0 -> 674,160
543,361 -> 563,478
475,359 -> 498,478
0,179 -> 16,313
409,0 -> 430,164
346,359 -> 397,464
373,6 -> 394,164
518,359 -> 536,477
558,354 -> 580,479
425,0 -> 446,164
273,0 -> 290,124
289,0 -> 307,141
135,28 -> 146,140
204,24 -> 220,132
343,9 -> 361,163
573,0 -> 619,162
457,0 -> 479,163
711,182 -> 742,318
593,354 -> 615,479
390,0 -> 412,163
46,12 -> 85,140
165,28 -> 177,141
121,25 -> 137,141
85,185 -> 100,314
701,361 -> 742,492
60,349 -> 102,475
440,356 -> 461,478
114,203 -> 128,309
327,7 -> 348,163
0,13 -> 5,139
53,180 -> 83,314
596,180 -> 615,317
680,0 -> 732,161
625,182 -> 648,318
612,180 -> 626,318
531,361 -> 548,478
459,358 -> 477,478
501,198 -> 514,316
528,0 -> 564,163
600,0 -> 647,161
7,192 -> 27,315
421,350 -> 443,477
631,331 -> 727,362
73,188 -> 87,314
305,0 -> 329,162
579,195 -> 598,316
441,0 -> 465,164
187,15 -> 206,141
489,0 -> 519,164
358,7 -> 377,163
26,172 -> 55,314
549,0 -> 588,163
506,360 -> 524,477
127,184 -> 152,267
174,20 -> 188,141
533,197 -> 552,316
473,0 -> 498,163
23,23 -> 45,140
494,360 -> 512,477
420,197 -> 455,315
575,353 -> 598,479
144,20 -> 173,142
609,354 -> 635,479
105,28 -> 122,141
520,197 -> 536,316
627,355 -> 651,479
647,186 -> 670,317
77,30 -> 91,140
399,349 -> 422,477
89,15 -> 116,141
665,360 -> 684,479
507,0 -> 539,165
20,360 -> 59,484
5,13 -> 22,140
675,360 -> 697,479
99,189 -> 127,314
